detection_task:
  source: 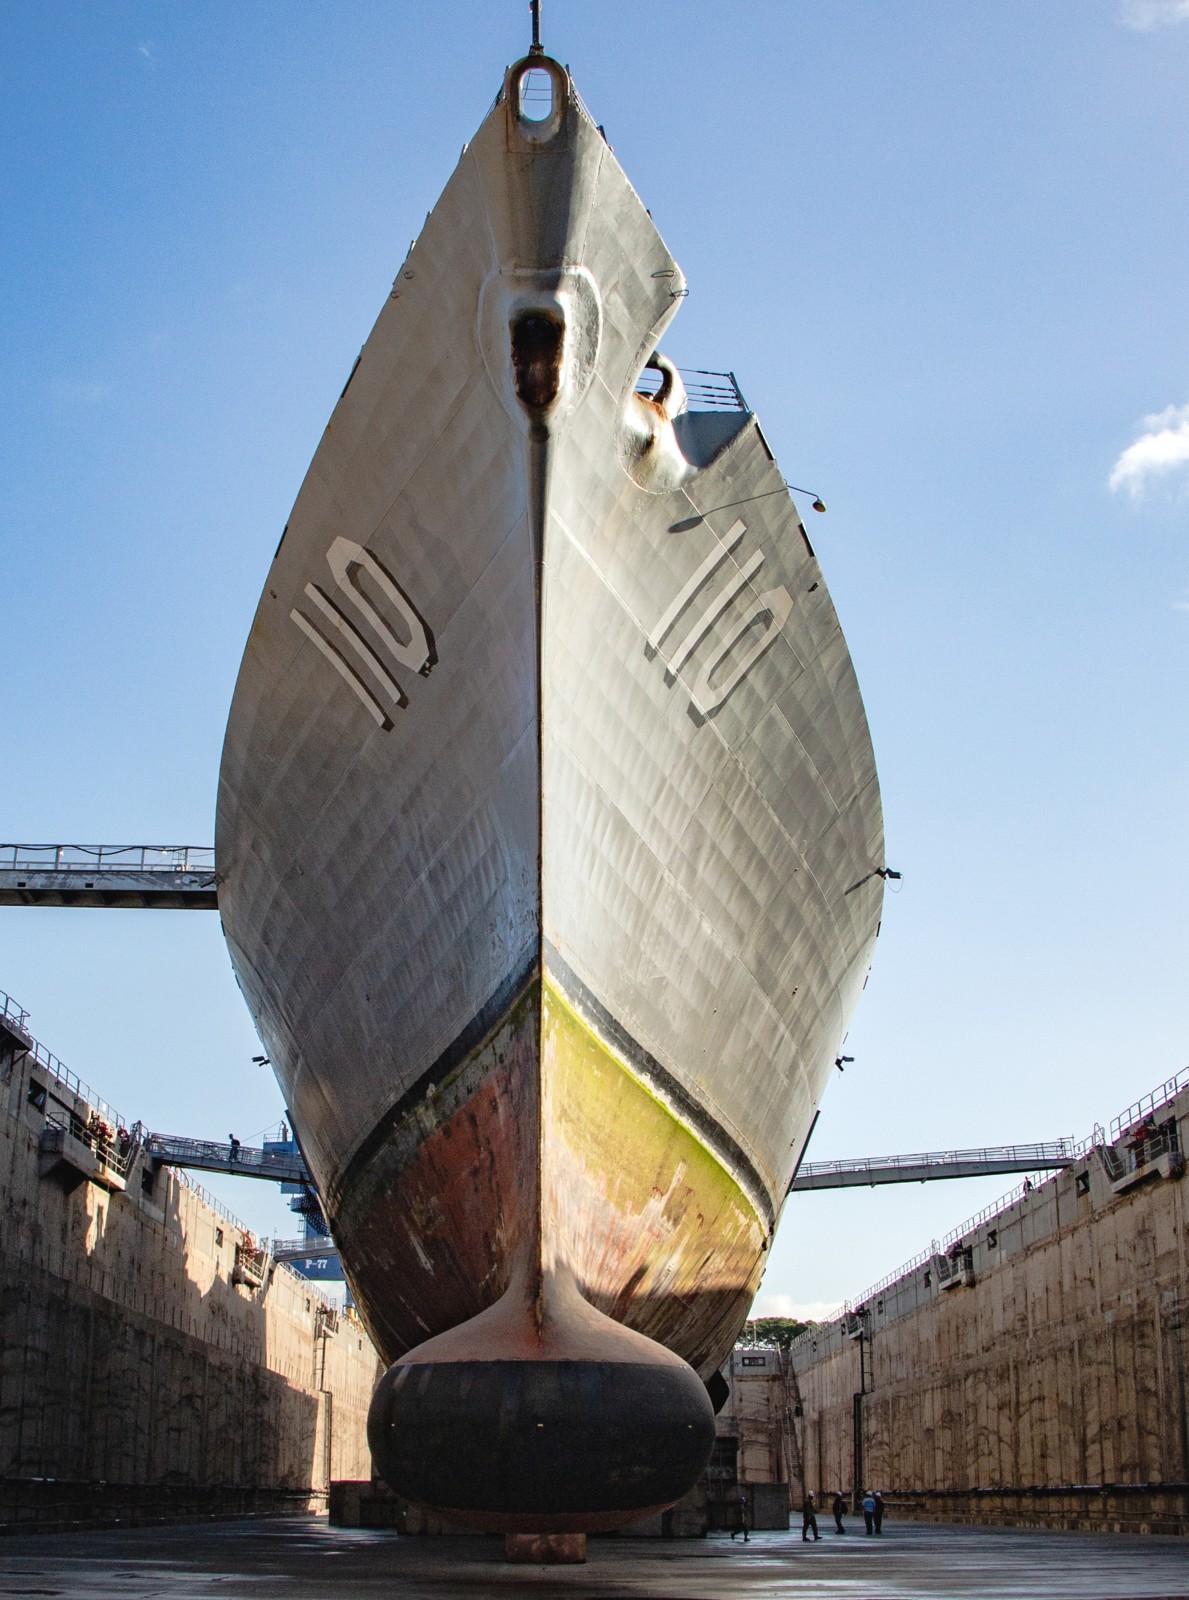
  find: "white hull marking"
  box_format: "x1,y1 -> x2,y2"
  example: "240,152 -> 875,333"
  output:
650,518 -> 794,716
325,536 -> 435,675
290,537 -> 436,732
289,608 -> 394,729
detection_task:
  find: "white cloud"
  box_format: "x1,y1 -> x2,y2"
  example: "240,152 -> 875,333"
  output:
1173,598 -> 1189,612
1109,402 -> 1189,496
137,40 -> 156,68
749,1292 -> 839,1324
1120,0 -> 1189,28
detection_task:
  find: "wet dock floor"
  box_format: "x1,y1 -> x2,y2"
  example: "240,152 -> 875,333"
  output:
0,1515 -> 1186,1599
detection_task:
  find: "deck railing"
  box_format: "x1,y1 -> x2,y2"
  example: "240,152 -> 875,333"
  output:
634,365 -> 748,412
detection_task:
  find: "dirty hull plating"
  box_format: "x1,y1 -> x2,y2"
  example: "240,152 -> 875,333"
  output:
331,973 -> 766,1378
216,53 -> 884,1528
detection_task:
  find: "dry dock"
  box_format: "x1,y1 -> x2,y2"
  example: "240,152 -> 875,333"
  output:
791,1071 -> 1189,1535
0,996 -> 380,1530
1,1517 -> 1188,1599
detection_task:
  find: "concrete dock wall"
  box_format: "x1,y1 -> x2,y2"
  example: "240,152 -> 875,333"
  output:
0,1004 -> 382,1531
791,1077 -> 1189,1535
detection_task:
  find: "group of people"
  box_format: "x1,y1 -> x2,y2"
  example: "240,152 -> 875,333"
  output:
800,1489 -> 885,1540
729,1487 -> 887,1543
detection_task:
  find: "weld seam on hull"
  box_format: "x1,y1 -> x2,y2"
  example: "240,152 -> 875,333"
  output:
328,945 -> 540,1216
545,946 -> 775,1231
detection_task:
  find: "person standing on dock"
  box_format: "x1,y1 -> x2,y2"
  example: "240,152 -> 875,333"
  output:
801,1490 -> 820,1542
832,1490 -> 846,1533
730,1488 -> 750,1541
873,1491 -> 885,1534
862,1490 -> 876,1533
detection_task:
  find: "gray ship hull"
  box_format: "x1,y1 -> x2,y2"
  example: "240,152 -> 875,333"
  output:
216,52 -> 883,1529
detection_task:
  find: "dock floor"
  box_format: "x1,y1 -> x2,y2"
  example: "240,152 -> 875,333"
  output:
0,1515 -> 1186,1598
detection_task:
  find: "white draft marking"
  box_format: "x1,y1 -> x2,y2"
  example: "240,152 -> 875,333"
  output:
650,519 -> 793,716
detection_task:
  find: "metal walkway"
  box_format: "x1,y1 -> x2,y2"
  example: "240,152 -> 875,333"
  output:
0,845 -> 217,908
140,1131 -> 1082,1281
143,1133 -> 309,1184
790,1140 -> 1075,1191
271,1236 -> 340,1264
140,1129 -> 1078,1197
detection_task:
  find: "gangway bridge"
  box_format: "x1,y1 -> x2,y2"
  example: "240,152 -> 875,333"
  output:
156,1120 -> 1179,1281
789,1140 -> 1076,1191
142,1133 -> 309,1185
270,1236 -> 340,1264
146,1134 -> 1078,1198
142,1133 -> 1084,1278
0,845 -> 216,908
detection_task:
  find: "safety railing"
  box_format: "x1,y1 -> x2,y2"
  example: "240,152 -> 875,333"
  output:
143,1133 -> 311,1184
847,1247 -> 936,1315
0,844 -> 215,875
28,1037 -> 122,1128
2,987 -> 124,1128
0,988 -> 31,1034
796,1140 -> 1075,1187
171,1167 -> 252,1230
233,1240 -> 269,1289
942,1182 -> 1036,1250
269,1235 -> 340,1261
635,365 -> 748,412
42,1109 -> 132,1180
1109,1066 -> 1189,1143
1101,1116 -> 1181,1184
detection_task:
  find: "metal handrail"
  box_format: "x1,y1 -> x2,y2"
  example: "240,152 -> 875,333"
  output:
0,988 -> 31,1033
0,844 -> 215,874
942,1182 -> 1034,1250
1,985 -> 124,1127
143,1133 -> 310,1183
1109,1066 -> 1189,1142
42,1109 -> 132,1179
170,1167 -> 249,1228
634,365 -> 748,412
27,1037 -> 122,1127
848,1247 -> 936,1312
797,1140 -> 1075,1183
269,1235 -> 340,1261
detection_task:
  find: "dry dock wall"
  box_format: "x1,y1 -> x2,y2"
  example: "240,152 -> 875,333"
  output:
0,1001 -> 382,1532
791,1076 -> 1189,1535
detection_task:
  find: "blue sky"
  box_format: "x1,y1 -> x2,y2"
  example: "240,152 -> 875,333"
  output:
2,1 -> 1186,1318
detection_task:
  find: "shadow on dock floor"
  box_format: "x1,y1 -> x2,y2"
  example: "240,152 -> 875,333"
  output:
0,1514 -> 1186,1599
